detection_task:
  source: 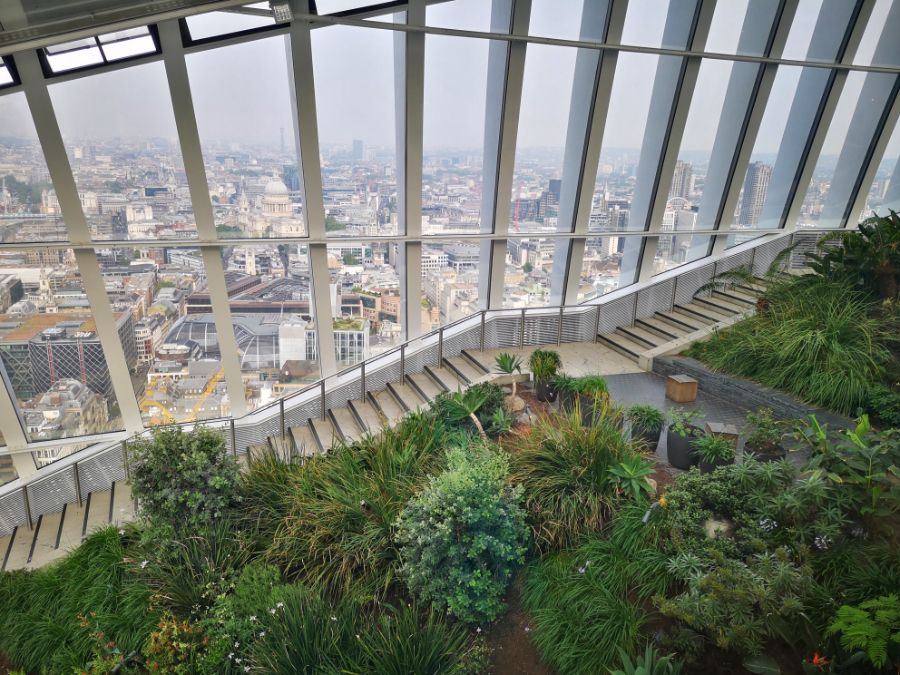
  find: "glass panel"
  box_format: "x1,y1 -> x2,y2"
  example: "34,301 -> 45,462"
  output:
185,4 -> 276,41
589,52 -> 660,233
781,0 -> 823,61
327,243 -> 400,359
97,245 -> 226,426
860,118 -> 900,219
0,61 -> 13,87
0,93 -> 68,244
46,45 -> 103,73
187,36 -> 305,238
0,248 -> 126,443
620,0 -> 697,50
49,62 -> 199,241
503,237 -> 552,308
577,235 -> 639,302
98,27 -> 150,43
99,35 -> 157,61
529,0 -> 584,41
45,37 -> 96,54
0,455 -> 14,488
426,0 -> 492,32
798,71 -> 896,229
312,24 -> 397,236
421,240 -> 480,326
422,35 -> 488,235
219,243 -> 319,411
781,0 -> 856,64
706,0 -> 781,56
652,234 -> 713,274
854,0 -> 900,67
316,0 -> 390,13
510,44 -> 576,234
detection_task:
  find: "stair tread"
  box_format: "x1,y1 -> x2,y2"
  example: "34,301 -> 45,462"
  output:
0,534 -> 11,570
351,399 -> 385,434
636,316 -> 689,338
407,372 -> 442,401
269,436 -> 294,461
111,481 -> 135,527
331,406 -> 364,443
599,332 -> 646,359
444,356 -> 481,383
617,325 -> 665,347
370,389 -> 404,422
309,418 -> 338,451
427,366 -> 466,392
290,425 -> 320,458
84,490 -> 112,536
4,526 -> 33,571
57,501 -> 88,552
714,287 -> 758,304
461,349 -> 492,374
678,302 -> 733,320
27,511 -> 65,569
692,296 -> 745,314
391,383 -> 426,412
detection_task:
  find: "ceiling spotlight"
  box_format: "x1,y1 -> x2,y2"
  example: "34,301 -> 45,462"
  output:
271,2 -> 292,22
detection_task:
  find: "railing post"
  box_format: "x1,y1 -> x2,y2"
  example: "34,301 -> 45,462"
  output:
122,439 -> 129,480
359,361 -> 366,402
73,463 -> 82,508
279,398 -> 286,439
557,306 -> 564,345
594,304 -> 602,343
320,380 -> 327,421
437,327 -> 444,366
519,308 -> 526,348
399,344 -> 406,382
22,486 -> 32,531
479,311 -> 486,351
230,419 -> 237,457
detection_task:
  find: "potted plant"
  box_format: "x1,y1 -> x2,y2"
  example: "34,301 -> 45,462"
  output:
691,433 -> 735,473
494,352 -> 525,412
552,373 -> 579,412
666,408 -> 703,470
575,375 -> 610,426
529,349 -> 562,402
627,404 -> 665,452
742,407 -> 785,462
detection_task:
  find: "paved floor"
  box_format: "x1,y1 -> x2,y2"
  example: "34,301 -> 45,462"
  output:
479,341 -> 645,378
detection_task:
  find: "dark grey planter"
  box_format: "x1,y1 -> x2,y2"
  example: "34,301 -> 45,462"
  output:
698,456 -> 734,474
666,425 -> 702,469
743,442 -> 786,463
633,428 -> 661,452
535,379 -> 555,402
557,389 -> 577,413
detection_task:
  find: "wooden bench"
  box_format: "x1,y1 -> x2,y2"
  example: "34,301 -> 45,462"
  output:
665,374 -> 698,403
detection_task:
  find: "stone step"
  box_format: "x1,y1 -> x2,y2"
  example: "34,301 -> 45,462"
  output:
691,295 -> 745,316
407,372 -> 442,402
57,500 -> 88,552
616,325 -> 665,349
597,333 -> 644,362
309,417 -> 337,452
425,364 -> 466,392
712,287 -> 757,305
443,356 -> 481,384
0,532 -> 12,571
111,481 -> 135,527
84,489 -> 112,536
349,398 -> 384,435
388,381 -> 426,413
461,349 -> 492,374
268,435 -> 294,461
655,309 -> 709,332
4,525 -> 34,571
331,406 -> 364,443
368,389 -> 404,423
635,316 -> 690,340
290,424 -> 320,458
674,302 -> 731,324
27,510 -> 64,569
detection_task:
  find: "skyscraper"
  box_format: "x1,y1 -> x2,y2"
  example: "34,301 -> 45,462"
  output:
669,160 -> 694,200
352,139 -> 364,160
738,161 -> 773,226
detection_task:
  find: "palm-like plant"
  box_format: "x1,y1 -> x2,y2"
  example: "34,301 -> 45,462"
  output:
608,456 -> 655,503
441,388 -> 490,439
495,352 -> 523,398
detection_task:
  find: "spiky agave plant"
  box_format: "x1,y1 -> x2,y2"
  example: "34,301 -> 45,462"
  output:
441,388 -> 491,440
495,352 -> 524,398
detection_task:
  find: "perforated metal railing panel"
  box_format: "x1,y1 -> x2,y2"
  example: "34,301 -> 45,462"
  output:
441,321 -> 481,359
0,489 -> 27,536
714,248 -> 753,275
28,469 -> 79,520
77,444 -> 126,502
523,312 -> 560,346
486,314 -> 522,349
674,263 -> 715,305
561,307 -> 597,343
635,278 -> 675,320
752,236 -> 792,276
598,295 -> 636,335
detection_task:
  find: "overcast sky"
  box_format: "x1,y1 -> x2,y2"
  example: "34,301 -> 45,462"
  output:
0,0 -> 897,159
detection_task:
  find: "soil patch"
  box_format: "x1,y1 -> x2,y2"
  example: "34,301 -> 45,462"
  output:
484,577 -> 554,675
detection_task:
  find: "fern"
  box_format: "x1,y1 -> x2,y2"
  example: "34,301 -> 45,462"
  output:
827,595 -> 900,669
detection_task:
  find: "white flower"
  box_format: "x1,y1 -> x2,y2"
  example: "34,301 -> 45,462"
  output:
228,652 -> 234,659
269,608 -> 276,615
140,560 -> 149,569
244,668 -> 251,673
234,641 -> 240,648
356,634 -> 361,639
259,631 -> 266,637
360,500 -> 366,506
577,567 -> 585,574
250,615 -> 257,622
331,616 -> 337,621
276,601 -> 285,609
118,529 -> 125,535
525,626 -> 531,633
235,658 -> 241,664
476,627 -> 482,633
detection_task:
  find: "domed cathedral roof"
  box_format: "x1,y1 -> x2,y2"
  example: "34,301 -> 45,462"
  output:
263,169 -> 289,197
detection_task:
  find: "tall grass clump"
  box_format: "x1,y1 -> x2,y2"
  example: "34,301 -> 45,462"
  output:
265,411 -> 450,598
0,527 -> 157,673
689,277 -> 896,415
508,404 -> 643,553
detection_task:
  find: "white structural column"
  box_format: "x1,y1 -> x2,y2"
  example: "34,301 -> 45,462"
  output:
759,0 -> 871,231
158,20 -> 248,416
15,50 -> 145,436
0,367 -> 28,453
550,0 -> 628,306
478,0 -> 531,309
710,0 -> 800,255
287,0 -> 337,376
633,0 -> 716,282
394,0 -> 426,340
819,1 -> 900,227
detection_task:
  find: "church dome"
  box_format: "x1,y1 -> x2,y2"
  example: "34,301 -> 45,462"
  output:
264,177 -> 289,197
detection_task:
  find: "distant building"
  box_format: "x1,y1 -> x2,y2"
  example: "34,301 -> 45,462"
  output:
738,161 -> 773,226
23,378 -> 109,446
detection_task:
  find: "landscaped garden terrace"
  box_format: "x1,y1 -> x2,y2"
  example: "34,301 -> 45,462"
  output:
1,214 -> 898,674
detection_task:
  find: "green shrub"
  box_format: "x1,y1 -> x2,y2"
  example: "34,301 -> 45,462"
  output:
611,644 -> 683,675
826,595 -> 900,669
127,425 -> 241,530
509,406 -> 639,553
687,277 -> 897,415
264,411 -> 449,599
626,404 -> 666,436
142,611 -> 209,674
0,527 -> 157,673
432,382 -> 505,438
866,383 -> 900,429
608,456 -> 655,503
690,434 -> 734,463
529,348 -> 562,379
239,450 -> 303,553
396,446 -> 528,624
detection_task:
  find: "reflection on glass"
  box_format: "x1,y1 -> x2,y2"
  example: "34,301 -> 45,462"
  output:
0,248 -> 125,447
327,243 -> 399,363
312,25 -> 397,236
188,36 -> 306,238
510,45 -> 576,234
422,35 -> 488,235
503,237 -> 553,308
49,63 -> 199,241
577,235 -> 639,302
860,118 -> 900,219
652,234 -> 713,274
421,240 -> 480,326
0,93 -> 68,243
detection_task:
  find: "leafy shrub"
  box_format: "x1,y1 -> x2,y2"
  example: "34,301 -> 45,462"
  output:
826,595 -> 900,669
608,456 -> 655,503
611,645 -> 683,675
866,383 -> 900,429
127,426 -> 241,530
0,527 -> 157,673
743,407 -> 783,450
529,348 -> 562,379
509,406 -> 639,553
143,611 -> 209,674
264,411 -> 449,598
687,277 -> 897,415
432,382 -> 505,437
396,446 -> 528,624
626,404 -> 666,436
690,434 -> 734,463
